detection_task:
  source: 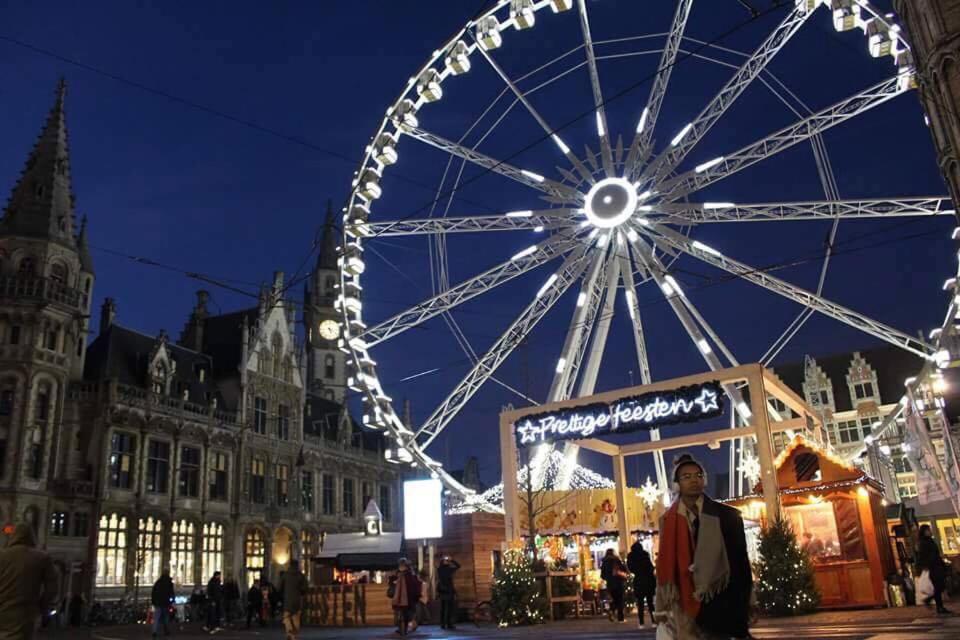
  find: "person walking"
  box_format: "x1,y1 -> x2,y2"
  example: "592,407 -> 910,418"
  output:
0,523 -> 59,640
278,561 -> 309,640
917,524 -> 951,614
204,571 -> 223,633
437,555 -> 461,630
600,548 -> 629,623
409,570 -> 430,633
389,558 -> 421,636
246,580 -> 264,628
150,569 -> 175,638
656,452 -> 754,639
627,541 -> 656,630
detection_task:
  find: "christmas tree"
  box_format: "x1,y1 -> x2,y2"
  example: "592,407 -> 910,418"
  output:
490,549 -> 547,626
754,518 -> 821,616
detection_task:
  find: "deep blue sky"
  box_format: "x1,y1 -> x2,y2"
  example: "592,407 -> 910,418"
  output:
1,1 -> 954,487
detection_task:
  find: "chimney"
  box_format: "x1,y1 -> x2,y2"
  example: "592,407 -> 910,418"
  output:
99,298 -> 116,335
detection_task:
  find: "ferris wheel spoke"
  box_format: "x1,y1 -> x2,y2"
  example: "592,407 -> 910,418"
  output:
663,196 -> 955,223
576,0 -> 614,177
642,225 -> 936,358
550,247 -> 615,403
575,251 -> 620,398
619,241 -> 653,386
472,37 -> 595,185
631,236 -> 754,423
415,247 -> 594,449
660,76 -> 908,200
643,5 -> 811,184
364,209 -> 578,236
624,0 -> 694,179
362,234 -> 580,346
403,125 -> 581,202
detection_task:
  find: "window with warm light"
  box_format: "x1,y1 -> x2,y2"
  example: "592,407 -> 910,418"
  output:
245,529 -> 265,587
937,518 -> 960,555
137,517 -> 164,586
276,463 -> 289,506
109,432 -> 136,489
96,513 -> 127,586
171,520 -> 195,585
301,529 -> 316,582
250,457 -> 266,503
209,452 -> 228,501
202,523 -> 223,581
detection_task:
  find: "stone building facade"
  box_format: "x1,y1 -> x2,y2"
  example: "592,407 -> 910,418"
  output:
0,82 -> 405,604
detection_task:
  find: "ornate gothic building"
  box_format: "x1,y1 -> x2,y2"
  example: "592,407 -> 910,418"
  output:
0,82 -> 405,603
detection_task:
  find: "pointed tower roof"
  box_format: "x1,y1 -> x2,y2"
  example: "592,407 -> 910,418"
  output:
315,199 -> 338,271
1,79 -> 79,245
77,214 -> 94,273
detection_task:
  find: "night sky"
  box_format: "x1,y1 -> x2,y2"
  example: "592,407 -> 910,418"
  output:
1,1 -> 954,488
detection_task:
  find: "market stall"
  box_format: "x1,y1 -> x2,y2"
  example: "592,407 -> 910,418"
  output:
727,434 -> 896,609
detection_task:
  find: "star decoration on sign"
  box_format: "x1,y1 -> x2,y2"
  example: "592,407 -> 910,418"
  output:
738,452 -> 761,484
516,420 -> 537,444
636,476 -> 662,509
694,387 -> 720,413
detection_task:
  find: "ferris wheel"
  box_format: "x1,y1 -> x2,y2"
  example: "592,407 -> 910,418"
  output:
336,0 -> 952,502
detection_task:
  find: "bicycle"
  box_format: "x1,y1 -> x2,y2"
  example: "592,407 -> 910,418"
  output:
472,600 -> 496,627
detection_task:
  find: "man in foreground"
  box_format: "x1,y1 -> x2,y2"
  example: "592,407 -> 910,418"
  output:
0,523 -> 59,640
278,561 -> 309,640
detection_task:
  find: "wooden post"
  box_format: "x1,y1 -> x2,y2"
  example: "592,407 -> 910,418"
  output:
500,413 -> 521,544
612,453 -> 630,555
748,366 -> 781,523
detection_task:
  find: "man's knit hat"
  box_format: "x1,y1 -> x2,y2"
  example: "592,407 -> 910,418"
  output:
672,451 -> 705,482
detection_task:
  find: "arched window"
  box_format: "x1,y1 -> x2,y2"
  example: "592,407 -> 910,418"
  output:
202,523 -> 223,583
17,256 -> 35,276
244,529 -> 265,587
171,520 -> 195,586
96,513 -> 128,586
137,517 -> 164,586
324,355 -> 335,380
50,263 -> 67,285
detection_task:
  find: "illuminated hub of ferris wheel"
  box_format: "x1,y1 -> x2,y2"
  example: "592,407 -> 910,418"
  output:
336,0 -> 954,505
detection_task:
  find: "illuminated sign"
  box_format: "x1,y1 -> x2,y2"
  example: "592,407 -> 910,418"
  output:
403,479 -> 443,540
514,381 -> 724,447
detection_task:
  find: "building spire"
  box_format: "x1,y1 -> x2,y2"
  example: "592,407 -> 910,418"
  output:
1,78 -> 78,245
315,199 -> 338,271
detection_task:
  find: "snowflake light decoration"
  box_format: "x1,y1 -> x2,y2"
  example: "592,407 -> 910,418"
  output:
636,476 -> 661,509
739,452 -> 761,485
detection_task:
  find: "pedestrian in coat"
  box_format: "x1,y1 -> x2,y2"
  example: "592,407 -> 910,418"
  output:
917,524 -> 952,614
389,558 -> 422,637
627,541 -> 656,629
204,571 -> 223,633
656,452 -> 754,640
0,523 -> 59,640
278,561 -> 309,640
600,549 -> 629,623
150,569 -> 175,638
246,580 -> 264,628
436,555 -> 461,630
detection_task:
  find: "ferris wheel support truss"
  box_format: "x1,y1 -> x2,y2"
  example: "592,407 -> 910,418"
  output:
663,197 -> 954,223
576,0 -> 614,177
363,209 -> 576,236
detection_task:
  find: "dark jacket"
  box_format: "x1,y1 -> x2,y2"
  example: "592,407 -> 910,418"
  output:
278,569 -> 309,613
626,543 -> 656,596
225,579 -> 240,602
917,535 -> 947,584
437,560 -> 460,600
247,586 -> 263,609
0,524 -> 59,639
207,577 -> 223,602
695,496 -> 753,639
151,575 -> 175,608
600,555 -> 628,590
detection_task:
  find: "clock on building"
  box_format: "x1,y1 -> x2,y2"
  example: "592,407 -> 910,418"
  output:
318,319 -> 340,341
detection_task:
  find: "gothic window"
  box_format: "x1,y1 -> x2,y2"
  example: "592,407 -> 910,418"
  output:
254,397 -> 267,434
137,517 -> 164,586
17,256 -> 35,276
244,529 -> 265,587
109,432 -> 136,489
50,263 -> 66,285
35,382 -> 52,419
250,457 -> 266,503
837,419 -> 861,444
95,513 -> 127,586
179,446 -> 201,498
342,478 -> 355,518
301,471 -> 314,512
45,326 -> 57,351
324,355 -> 335,380
49,511 -> 69,536
146,440 -> 171,494
209,452 -> 229,501
854,382 -> 875,400
0,378 -> 15,416
277,404 -> 290,440
202,523 -> 224,582
152,362 -> 167,395
170,520 -> 195,585
275,463 -> 289,506
74,512 -> 89,537
301,529 -> 316,582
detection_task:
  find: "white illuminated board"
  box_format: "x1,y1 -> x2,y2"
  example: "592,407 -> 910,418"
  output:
403,478 -> 443,540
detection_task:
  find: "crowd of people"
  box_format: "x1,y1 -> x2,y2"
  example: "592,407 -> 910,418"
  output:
387,554 -> 460,636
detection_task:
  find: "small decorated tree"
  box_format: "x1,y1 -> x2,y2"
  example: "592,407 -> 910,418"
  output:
491,549 -> 548,626
754,518 -> 820,616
